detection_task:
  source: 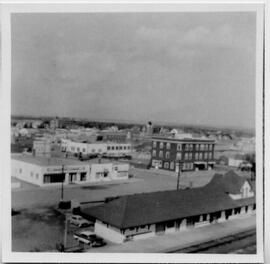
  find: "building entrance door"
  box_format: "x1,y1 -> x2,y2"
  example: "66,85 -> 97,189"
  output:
69,173 -> 76,183
155,223 -> 165,234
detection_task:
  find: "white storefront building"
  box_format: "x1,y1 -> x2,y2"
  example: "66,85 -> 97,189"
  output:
63,140 -> 132,157
11,154 -> 129,187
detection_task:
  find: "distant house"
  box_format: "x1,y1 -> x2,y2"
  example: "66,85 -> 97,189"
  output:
228,154 -> 246,167
81,171 -> 255,243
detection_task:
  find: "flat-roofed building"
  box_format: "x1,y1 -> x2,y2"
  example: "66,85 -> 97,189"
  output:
11,154 -> 129,186
65,140 -> 132,158
151,136 -> 216,171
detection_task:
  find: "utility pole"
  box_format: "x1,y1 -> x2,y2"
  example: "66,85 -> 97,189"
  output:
177,160 -> 181,190
61,164 -> 65,200
63,214 -> 68,251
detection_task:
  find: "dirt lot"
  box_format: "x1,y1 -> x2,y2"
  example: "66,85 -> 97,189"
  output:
12,207 -> 64,252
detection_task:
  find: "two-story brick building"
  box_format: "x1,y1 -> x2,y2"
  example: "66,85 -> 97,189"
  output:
150,136 -> 216,171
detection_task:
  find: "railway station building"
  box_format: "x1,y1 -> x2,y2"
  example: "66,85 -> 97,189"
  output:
81,171 -> 255,243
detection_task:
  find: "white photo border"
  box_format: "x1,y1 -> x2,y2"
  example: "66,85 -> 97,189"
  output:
1,2 -> 265,263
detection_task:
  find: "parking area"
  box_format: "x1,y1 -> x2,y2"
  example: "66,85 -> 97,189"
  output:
12,166 -> 250,210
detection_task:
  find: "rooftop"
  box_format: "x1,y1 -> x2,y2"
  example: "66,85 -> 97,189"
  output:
152,136 -> 215,143
81,171 -> 255,229
11,154 -> 87,167
205,170 -> 255,194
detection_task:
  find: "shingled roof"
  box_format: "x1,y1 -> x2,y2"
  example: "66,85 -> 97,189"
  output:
205,170 -> 254,194
81,172 -> 255,229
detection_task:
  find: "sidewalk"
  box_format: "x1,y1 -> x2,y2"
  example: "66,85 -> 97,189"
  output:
88,214 -> 256,253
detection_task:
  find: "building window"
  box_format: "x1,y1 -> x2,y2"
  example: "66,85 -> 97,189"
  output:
30,172 -> 34,177
107,146 -> 111,150
189,153 -> 192,160
112,146 -> 115,150
176,152 -> 182,160
164,162 -> 169,169
77,147 -> 80,152
190,144 -> 193,151
36,173 -> 39,179
166,143 -> 171,149
127,146 -> 131,150
170,162 -> 175,170
80,172 -> 86,181
160,142 -> 164,149
116,146 -> 119,150
19,169 -> 22,174
209,152 -> 212,159
184,153 -> 188,160
152,150 -> 156,157
177,144 -> 182,151
195,153 -> 199,160
92,149 -> 95,153
199,153 -> 203,160
159,151 -> 163,158
82,148 -> 86,153
196,144 -> 200,151
153,141 -> 157,148
119,146 -> 122,150
201,144 -> 204,151
165,151 -> 170,159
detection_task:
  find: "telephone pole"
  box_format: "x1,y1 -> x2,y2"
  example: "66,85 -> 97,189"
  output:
61,164 -> 65,200
177,160 -> 182,190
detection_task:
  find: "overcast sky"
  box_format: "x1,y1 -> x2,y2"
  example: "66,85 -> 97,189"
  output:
11,12 -> 256,129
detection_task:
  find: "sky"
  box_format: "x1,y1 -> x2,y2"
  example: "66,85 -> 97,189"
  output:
11,12 -> 256,130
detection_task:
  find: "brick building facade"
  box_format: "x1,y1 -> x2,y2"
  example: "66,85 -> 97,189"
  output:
150,136 -> 215,171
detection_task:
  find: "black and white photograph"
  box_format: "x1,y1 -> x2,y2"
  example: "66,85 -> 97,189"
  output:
1,2 -> 266,263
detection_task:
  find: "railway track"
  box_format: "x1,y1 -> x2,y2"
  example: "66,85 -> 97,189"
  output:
167,228 -> 256,253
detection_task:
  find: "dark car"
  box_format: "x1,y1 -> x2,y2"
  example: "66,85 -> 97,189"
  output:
73,231 -> 106,247
91,238 -> 107,248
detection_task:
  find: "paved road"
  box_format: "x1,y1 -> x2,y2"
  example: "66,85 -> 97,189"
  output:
12,167 -> 224,209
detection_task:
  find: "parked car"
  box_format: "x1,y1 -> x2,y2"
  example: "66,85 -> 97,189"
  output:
92,238 -> 107,247
69,214 -> 92,227
73,231 -> 106,247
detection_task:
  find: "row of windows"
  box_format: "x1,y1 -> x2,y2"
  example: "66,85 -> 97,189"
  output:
70,145 -> 131,152
107,146 -> 131,151
153,142 -> 214,151
163,162 -> 193,170
30,171 -> 39,179
152,150 -> 213,160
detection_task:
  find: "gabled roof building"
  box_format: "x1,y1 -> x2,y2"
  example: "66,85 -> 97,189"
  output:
81,171 -> 256,243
